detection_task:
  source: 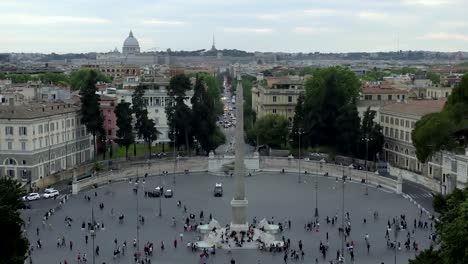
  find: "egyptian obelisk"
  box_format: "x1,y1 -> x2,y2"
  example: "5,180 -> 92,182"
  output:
230,74 -> 249,231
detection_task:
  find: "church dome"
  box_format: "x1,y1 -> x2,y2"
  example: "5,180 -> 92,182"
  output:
122,30 -> 140,55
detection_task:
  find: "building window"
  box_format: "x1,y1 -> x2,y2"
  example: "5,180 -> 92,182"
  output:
45,124 -> 49,132
390,117 -> 394,125
21,142 -> 26,150
39,125 -> 43,134
406,159 -> 409,168
388,95 -> 393,100
5,126 -> 14,135
288,96 -> 292,102
405,132 -> 409,141
8,142 -> 12,150
429,166 -> 433,176
19,127 -> 27,136
364,95 -> 372,100
50,123 -> 55,131
385,116 -> 388,123
272,96 -> 277,102
272,109 -> 277,113
411,122 -> 415,128
400,130 -> 404,140
377,95 -> 381,101
405,120 -> 409,128
395,118 -> 399,125
400,119 -> 404,126
384,127 -> 388,136
390,128 -> 394,138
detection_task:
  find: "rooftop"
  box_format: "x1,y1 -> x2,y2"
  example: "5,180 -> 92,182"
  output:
362,86 -> 408,95
381,99 -> 446,117
0,102 -> 79,119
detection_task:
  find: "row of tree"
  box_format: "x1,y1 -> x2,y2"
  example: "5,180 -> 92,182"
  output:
250,67 -> 384,160
79,70 -> 159,160
412,73 -> 468,162
164,74 -> 225,154
410,187 -> 468,264
0,69 -> 111,89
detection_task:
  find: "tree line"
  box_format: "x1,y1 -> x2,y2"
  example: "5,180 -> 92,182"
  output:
79,70 -> 226,161
250,67 -> 384,161
0,70 -> 112,89
412,73 -> 468,163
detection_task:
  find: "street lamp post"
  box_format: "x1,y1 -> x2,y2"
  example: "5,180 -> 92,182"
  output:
135,169 -> 140,256
394,225 -> 399,264
172,130 -> 179,184
158,171 -> 162,217
296,128 -> 304,183
315,161 -> 323,219
90,205 -> 96,264
341,166 -> 347,263
363,135 -> 370,196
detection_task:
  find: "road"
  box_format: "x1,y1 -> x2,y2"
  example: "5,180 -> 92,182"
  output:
22,172 -> 435,264
216,78 -> 255,156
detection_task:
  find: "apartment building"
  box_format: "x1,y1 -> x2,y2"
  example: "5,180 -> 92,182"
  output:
0,102 -> 93,185
380,99 -> 446,179
361,83 -> 408,101
426,85 -> 453,99
251,76 -> 305,122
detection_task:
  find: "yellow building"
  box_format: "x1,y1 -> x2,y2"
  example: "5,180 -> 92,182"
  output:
252,76 -> 306,123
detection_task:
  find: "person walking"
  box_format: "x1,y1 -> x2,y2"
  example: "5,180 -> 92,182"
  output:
174,239 -> 177,248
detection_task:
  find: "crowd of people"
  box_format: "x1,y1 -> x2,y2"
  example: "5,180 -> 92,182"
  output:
24,177 -> 436,264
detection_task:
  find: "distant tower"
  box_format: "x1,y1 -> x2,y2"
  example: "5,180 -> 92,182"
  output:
210,34 -> 217,52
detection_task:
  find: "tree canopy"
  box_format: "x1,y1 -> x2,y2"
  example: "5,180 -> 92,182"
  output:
254,114 -> 289,148
79,70 -> 104,160
410,187 -> 468,264
114,102 -> 134,159
412,73 -> 468,162
301,67 -> 361,152
70,69 -> 111,91
0,178 -> 29,264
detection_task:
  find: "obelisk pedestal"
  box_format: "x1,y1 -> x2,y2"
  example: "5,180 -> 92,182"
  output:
230,74 -> 249,232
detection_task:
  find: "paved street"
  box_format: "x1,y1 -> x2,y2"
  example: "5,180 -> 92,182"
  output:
22,172 -> 434,264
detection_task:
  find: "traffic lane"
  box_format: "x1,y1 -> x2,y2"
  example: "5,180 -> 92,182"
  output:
403,180 -> 435,214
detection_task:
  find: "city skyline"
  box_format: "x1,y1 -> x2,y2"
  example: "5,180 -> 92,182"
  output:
1,0 -> 468,53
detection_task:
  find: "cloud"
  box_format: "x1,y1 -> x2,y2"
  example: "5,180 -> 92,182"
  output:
401,0 -> 460,6
141,19 -> 185,26
420,32 -> 468,41
223,27 -> 273,33
0,14 -> 111,25
257,8 -> 345,20
438,21 -> 468,29
293,27 -> 337,34
357,11 -> 390,21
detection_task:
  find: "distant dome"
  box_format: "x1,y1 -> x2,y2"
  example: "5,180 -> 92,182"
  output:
122,30 -> 140,55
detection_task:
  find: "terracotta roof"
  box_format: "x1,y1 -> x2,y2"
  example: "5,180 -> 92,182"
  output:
381,99 -> 446,117
362,86 -> 408,95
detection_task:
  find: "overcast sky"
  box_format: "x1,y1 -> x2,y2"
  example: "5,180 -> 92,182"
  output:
1,0 -> 468,53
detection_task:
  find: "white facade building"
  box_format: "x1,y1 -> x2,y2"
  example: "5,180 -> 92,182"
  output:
112,87 -> 194,143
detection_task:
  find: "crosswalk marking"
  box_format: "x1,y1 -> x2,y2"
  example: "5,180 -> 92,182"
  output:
408,193 -> 433,199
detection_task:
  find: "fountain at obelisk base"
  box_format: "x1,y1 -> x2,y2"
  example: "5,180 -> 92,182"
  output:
194,75 -> 280,251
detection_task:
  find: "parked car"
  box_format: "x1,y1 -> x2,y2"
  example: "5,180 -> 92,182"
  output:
164,189 -> 173,198
214,183 -> 223,197
23,193 -> 41,201
154,186 -> 162,197
42,188 -> 60,199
